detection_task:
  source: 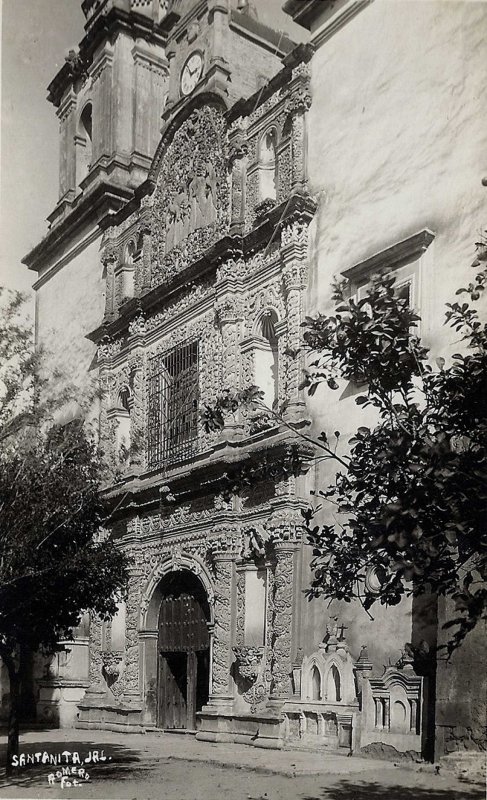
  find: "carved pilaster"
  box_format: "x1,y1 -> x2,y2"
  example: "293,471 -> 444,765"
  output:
122,566 -> 143,706
138,210 -> 152,292
210,537 -> 238,702
101,247 -> 119,320
128,350 -> 146,472
286,67 -> 311,193
281,231 -> 308,419
269,540 -> 297,700
235,565 -> 246,647
211,554 -> 233,699
86,614 -> 104,697
215,293 -> 244,439
98,363 -> 116,467
228,125 -> 248,235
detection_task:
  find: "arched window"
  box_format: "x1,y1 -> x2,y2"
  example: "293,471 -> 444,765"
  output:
253,310 -> 279,409
77,103 -> 93,184
258,129 -> 278,202
327,664 -> 342,702
311,665 -> 322,701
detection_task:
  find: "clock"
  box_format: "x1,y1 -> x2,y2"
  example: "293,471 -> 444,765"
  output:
180,52 -> 203,96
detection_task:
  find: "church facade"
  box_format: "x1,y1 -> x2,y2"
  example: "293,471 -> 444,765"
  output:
18,0 -> 487,760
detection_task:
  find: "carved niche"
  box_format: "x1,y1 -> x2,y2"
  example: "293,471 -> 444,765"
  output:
151,104 -> 229,287
361,650 -> 423,753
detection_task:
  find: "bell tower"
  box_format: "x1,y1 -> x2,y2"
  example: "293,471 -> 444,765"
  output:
45,0 -> 169,231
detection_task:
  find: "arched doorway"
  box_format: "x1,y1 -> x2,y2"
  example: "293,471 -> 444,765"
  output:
157,570 -> 210,731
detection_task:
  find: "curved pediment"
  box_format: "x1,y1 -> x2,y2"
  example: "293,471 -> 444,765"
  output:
150,100 -> 230,288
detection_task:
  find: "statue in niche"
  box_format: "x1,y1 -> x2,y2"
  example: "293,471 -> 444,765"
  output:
165,188 -> 190,253
188,160 -> 217,230
152,104 -> 229,272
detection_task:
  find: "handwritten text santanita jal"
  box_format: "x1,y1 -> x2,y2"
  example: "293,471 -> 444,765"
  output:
11,750 -> 109,767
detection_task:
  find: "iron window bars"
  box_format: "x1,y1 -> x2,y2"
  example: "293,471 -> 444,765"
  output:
148,339 -> 199,470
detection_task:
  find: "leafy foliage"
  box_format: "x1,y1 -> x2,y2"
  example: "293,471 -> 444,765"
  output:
301,244 -> 487,655
0,288 -> 129,769
204,239 -> 487,655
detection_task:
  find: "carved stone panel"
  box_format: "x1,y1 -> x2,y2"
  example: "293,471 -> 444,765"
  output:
151,105 -> 229,287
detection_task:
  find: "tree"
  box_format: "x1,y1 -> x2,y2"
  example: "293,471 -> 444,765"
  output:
0,289 -> 129,774
203,241 -> 487,654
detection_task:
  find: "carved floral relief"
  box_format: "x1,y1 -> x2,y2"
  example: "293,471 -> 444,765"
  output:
151,105 -> 230,287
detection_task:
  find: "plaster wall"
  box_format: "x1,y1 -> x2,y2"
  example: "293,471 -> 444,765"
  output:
35,232 -> 104,417
300,0 -> 487,751
305,0 -> 486,347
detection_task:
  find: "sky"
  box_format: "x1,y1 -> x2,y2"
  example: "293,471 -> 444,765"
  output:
0,0 -> 306,297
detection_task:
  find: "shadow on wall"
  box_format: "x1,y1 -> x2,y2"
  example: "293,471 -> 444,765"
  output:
302,781 -> 485,800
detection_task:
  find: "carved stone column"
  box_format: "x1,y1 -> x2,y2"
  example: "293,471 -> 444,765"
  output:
101,247 -> 118,321
269,540 -> 297,702
97,351 -> 115,466
215,291 -> 244,440
210,551 -> 235,707
86,615 -> 104,696
122,563 -> 144,708
287,65 -> 312,194
281,223 -> 309,420
127,318 -> 147,474
228,123 -> 248,235
138,207 -> 152,292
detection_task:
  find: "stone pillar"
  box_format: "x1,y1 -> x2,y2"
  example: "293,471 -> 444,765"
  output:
101,247 -> 119,321
56,89 -> 77,200
210,551 -> 235,708
127,320 -> 147,474
135,214 -> 152,294
215,293 -> 244,440
281,229 -> 308,420
287,65 -> 311,194
132,43 -> 168,158
228,124 -> 248,236
122,564 -> 144,708
269,541 -> 297,703
76,613 -> 106,725
97,352 -> 115,465
90,42 -> 115,162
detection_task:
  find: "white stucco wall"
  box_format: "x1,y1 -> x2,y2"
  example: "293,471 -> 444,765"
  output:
299,0 -> 487,667
35,231 -> 105,418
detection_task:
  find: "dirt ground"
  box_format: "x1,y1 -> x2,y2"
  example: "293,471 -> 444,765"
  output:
0,729 -> 484,800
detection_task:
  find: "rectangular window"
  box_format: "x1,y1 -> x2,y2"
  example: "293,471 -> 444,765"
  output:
147,340 -> 199,469
344,229 -> 434,312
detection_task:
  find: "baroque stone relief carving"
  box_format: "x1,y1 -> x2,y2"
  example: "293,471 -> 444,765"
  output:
151,105 -> 230,287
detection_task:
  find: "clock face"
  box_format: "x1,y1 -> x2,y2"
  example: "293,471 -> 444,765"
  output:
180,52 -> 203,96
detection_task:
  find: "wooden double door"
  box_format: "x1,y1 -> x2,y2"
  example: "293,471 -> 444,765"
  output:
157,574 -> 210,731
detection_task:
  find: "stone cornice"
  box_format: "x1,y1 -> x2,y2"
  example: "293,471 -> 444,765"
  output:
228,9 -> 295,58
283,0 -> 372,46
227,43 -> 314,125
47,7 -> 168,108
22,181 -> 134,274
283,0 -> 332,30
103,431 -> 314,520
87,192 -> 317,344
342,229 -> 435,284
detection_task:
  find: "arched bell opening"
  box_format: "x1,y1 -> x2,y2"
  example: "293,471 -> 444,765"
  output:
155,570 -> 211,731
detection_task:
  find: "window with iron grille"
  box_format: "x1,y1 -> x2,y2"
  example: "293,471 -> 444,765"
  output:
147,340 -> 199,469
